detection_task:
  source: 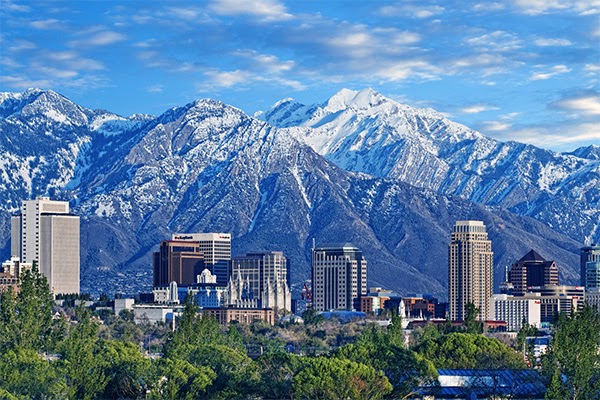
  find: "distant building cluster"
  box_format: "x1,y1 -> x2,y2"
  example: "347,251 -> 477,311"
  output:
5,196 -> 599,333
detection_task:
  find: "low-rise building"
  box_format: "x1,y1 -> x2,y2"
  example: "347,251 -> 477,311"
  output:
202,307 -> 274,325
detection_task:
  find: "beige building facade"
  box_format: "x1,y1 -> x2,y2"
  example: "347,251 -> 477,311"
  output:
448,220 -> 493,321
11,197 -> 80,294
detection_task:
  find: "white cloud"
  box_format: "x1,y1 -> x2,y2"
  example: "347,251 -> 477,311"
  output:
2,1 -> 30,12
585,64 -> 600,72
509,0 -> 600,15
506,123 -> 600,150
483,121 -> 512,131
472,3 -> 506,12
167,7 -> 202,21
30,19 -> 63,30
465,30 -> 523,52
209,0 -> 293,21
460,104 -> 499,114
377,5 -> 444,18
205,69 -> 250,87
69,31 -> 126,47
530,64 -> 571,80
8,40 -> 36,52
554,94 -> 600,116
534,38 -> 573,46
146,84 -> 163,93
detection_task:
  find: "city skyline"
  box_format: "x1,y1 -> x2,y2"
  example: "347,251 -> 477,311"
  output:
1,0 -> 598,151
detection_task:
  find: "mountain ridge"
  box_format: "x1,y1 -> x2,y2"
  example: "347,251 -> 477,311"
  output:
261,88 -> 599,246
0,88 -> 587,297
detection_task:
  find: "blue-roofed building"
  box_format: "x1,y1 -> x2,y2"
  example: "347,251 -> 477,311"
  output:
418,369 -> 546,399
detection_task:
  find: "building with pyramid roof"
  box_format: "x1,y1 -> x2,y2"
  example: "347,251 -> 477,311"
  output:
509,250 -> 558,296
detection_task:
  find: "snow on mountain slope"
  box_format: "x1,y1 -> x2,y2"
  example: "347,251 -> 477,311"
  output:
261,88 -> 599,245
0,88 -> 584,296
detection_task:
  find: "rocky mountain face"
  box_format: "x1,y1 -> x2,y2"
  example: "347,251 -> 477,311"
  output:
0,89 -> 584,297
260,88 -> 600,246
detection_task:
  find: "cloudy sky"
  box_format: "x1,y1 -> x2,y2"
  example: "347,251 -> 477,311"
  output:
1,0 -> 598,151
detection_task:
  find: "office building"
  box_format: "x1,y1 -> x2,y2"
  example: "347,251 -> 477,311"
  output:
153,240 -> 205,286
312,243 -> 367,312
490,294 -> 542,332
226,251 -> 291,311
581,244 -> 600,289
585,288 -> 600,313
509,250 -> 558,295
172,233 -> 231,285
11,197 -> 80,294
448,220 -> 493,321
528,285 -> 585,323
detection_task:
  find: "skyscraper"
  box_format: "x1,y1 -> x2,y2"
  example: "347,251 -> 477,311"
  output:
11,196 -> 80,294
172,233 -> 231,285
312,244 -> 367,312
448,220 -> 493,321
152,240 -> 205,286
509,250 -> 559,295
580,244 -> 600,289
227,251 -> 291,311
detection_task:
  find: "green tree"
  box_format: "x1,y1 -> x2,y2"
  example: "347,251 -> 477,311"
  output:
415,332 -> 526,369
59,306 -> 107,399
292,356 -> 392,400
186,344 -> 259,398
464,302 -> 483,334
335,328 -> 437,398
542,306 -> 600,399
98,340 -> 152,399
0,348 -> 67,398
255,352 -> 300,399
0,263 -> 55,352
150,358 -> 216,400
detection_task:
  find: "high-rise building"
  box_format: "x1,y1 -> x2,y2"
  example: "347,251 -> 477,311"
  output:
227,251 -> 291,311
581,245 -> 600,289
153,240 -> 205,286
509,250 -> 559,295
312,244 -> 367,312
11,197 -> 80,294
448,220 -> 493,321
172,233 -> 231,285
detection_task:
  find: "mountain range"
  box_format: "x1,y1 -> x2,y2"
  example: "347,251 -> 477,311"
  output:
0,88 -> 594,297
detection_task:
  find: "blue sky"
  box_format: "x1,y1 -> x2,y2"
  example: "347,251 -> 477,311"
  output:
1,0 -> 598,151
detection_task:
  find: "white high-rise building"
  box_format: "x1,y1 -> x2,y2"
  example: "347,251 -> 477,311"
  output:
11,197 -> 80,294
172,233 -> 231,285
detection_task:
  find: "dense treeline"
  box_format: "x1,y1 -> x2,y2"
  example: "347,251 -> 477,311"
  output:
0,267 -> 598,399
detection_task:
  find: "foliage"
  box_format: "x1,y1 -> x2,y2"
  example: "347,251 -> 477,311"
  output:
150,358 -> 215,400
301,308 -> 324,325
415,332 -> 526,369
98,340 -> 153,399
0,348 -> 67,399
464,302 -> 483,334
292,356 -> 392,400
255,352 -> 301,399
187,344 -> 259,398
334,326 -> 437,397
58,306 -> 107,400
542,306 -> 600,400
0,263 -> 55,352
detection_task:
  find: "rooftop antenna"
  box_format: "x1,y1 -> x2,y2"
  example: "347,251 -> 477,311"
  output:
312,238 -> 316,250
